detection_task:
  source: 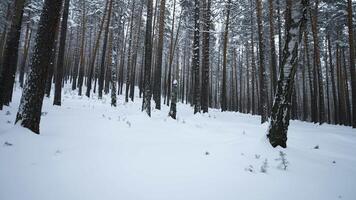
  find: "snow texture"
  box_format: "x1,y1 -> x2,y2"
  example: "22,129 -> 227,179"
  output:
0,85 -> 356,200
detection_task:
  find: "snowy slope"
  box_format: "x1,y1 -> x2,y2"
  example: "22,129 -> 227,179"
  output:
1,86 -> 356,200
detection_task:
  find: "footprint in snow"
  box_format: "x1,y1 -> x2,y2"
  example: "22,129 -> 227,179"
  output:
4,141 -> 13,147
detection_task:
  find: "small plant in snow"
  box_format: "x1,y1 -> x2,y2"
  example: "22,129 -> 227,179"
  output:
126,121 -> 131,127
5,111 -> 11,115
7,120 -> 11,124
314,145 -> 319,149
255,154 -> 261,159
260,159 -> 268,173
276,151 -> 289,170
4,141 -> 13,146
245,165 -> 254,173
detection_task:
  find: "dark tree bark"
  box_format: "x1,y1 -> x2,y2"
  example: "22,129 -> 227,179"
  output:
221,0 -> 231,112
54,0 -> 71,105
169,80 -> 178,119
0,0 -> 26,109
85,0 -> 109,97
268,0 -> 278,98
256,0 -> 268,123
77,0 -> 86,95
201,0 -> 211,113
193,0 -> 201,114
19,14 -> 32,88
347,0 -> 356,128
310,0 -> 325,124
15,0 -> 64,134
98,0 -> 113,99
153,0 -> 167,110
142,0 -> 153,116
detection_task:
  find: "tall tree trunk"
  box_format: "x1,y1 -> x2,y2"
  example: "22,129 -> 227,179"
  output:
153,0 -> 167,109
267,0 -> 307,148
77,0 -> 86,96
256,0 -> 268,123
15,0 -> 64,134
327,34 -> 338,124
221,0 -> 231,112
268,0 -> 278,98
193,0 -> 201,114
98,0 -> 113,99
347,0 -> 356,128
310,0 -> 324,124
85,0 -> 109,97
201,0 -> 211,113
125,0 -> 136,102
0,0 -> 26,109
19,14 -> 32,88
54,0 -> 71,105
142,0 -> 153,116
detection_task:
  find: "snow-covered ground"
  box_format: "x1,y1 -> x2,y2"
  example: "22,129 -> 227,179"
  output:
1,85 -> 356,200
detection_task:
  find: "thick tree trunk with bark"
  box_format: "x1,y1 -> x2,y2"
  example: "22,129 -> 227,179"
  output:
267,0 -> 307,148
0,0 -> 26,109
15,0 -> 64,134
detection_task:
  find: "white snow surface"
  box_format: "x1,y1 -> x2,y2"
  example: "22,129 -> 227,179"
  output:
1,85 -> 356,200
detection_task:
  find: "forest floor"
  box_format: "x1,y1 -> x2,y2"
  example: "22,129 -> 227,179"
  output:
1,85 -> 356,200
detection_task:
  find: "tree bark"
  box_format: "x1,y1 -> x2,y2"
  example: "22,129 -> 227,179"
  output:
15,0 -> 64,134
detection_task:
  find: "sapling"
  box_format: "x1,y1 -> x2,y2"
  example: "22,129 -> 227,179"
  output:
276,151 -> 289,170
261,159 -> 268,173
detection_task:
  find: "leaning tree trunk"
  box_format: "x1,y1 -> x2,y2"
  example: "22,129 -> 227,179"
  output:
0,0 -> 26,110
267,0 -> 308,148
85,0 -> 109,98
53,0 -> 71,106
15,0 -> 64,134
98,0 -> 113,99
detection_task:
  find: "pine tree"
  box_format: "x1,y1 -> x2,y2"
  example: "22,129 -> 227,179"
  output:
142,0 -> 153,116
153,0 -> 167,110
221,0 -> 231,112
0,0 -> 26,109
193,0 -> 201,114
15,0 -> 64,134
256,0 -> 268,123
201,0 -> 211,113
53,0 -> 71,106
347,0 -> 356,128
